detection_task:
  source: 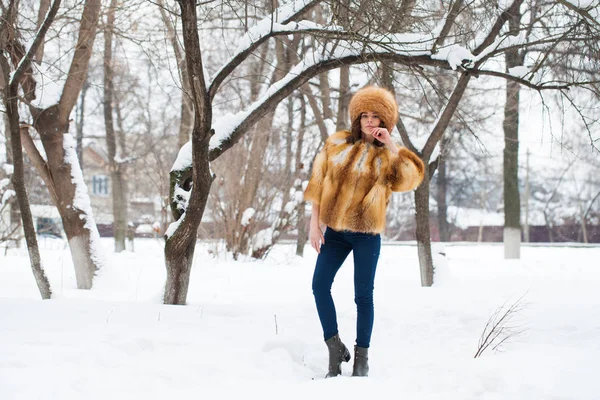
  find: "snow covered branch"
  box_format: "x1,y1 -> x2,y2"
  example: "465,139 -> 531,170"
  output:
208,0 -> 321,100
472,0 -> 525,57
431,0 -> 465,54
206,48 -> 444,161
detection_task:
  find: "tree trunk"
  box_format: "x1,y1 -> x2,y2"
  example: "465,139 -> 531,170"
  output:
412,73 -> 471,286
233,112 -> 274,255
34,0 -> 50,64
295,94 -> 308,256
335,0 -> 350,131
164,223 -> 197,305
34,113 -> 101,288
75,79 -> 89,169
228,38 -> 291,258
415,166 -> 433,287
336,66 -> 350,131
164,0 -> 214,305
103,0 -> 127,252
436,137 -> 450,241
1,52 -> 51,300
157,0 -> 193,148
10,0 -> 103,289
503,7 -> 522,259
3,113 -> 21,236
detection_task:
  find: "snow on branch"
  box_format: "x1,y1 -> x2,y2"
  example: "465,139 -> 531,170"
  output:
206,39 -> 436,160
168,0 -> 598,174
272,0 -> 321,22
209,20 -> 345,99
208,0 -> 321,99
169,42 -> 585,174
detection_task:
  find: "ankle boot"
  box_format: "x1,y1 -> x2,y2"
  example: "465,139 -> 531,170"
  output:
352,346 -> 369,377
324,334 -> 351,378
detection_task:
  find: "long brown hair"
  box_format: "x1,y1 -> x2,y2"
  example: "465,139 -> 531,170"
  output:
346,117 -> 385,147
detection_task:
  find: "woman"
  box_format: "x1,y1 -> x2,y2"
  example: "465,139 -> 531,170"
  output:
304,86 -> 424,377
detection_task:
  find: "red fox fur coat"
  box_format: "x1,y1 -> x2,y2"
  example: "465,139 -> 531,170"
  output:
304,130 -> 425,234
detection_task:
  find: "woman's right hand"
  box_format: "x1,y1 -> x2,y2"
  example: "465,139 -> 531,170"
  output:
309,222 -> 325,254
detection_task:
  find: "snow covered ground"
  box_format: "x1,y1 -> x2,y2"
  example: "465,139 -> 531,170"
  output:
1,237 -> 599,399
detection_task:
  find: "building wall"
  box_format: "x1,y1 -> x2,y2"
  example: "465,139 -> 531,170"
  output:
82,147 -> 114,225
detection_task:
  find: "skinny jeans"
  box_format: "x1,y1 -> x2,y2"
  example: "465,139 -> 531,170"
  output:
312,227 -> 381,348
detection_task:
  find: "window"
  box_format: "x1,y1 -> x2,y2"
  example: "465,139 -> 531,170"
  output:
37,217 -> 62,237
92,175 -> 109,196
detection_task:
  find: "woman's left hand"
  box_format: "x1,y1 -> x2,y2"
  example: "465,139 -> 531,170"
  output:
370,127 -> 391,145
371,128 -> 397,152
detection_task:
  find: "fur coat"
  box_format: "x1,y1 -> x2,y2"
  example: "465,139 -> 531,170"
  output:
304,130 -> 424,234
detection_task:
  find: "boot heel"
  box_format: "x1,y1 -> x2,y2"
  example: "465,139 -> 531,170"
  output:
343,347 -> 351,362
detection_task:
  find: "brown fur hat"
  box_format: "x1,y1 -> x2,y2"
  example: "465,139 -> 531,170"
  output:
348,86 -> 398,128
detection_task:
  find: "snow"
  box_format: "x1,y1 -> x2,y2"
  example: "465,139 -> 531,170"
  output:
431,44 -> 474,70
31,60 -> 64,109
173,186 -> 191,213
275,0 -> 317,21
1,238 -> 600,399
0,178 -> 10,191
1,189 -> 15,207
497,0 -> 520,11
253,227 -> 274,250
448,206 -> 505,229
2,163 -> 14,175
565,0 -> 595,7
62,134 -> 104,268
473,32 -> 526,63
508,66 -> 531,79
170,141 -> 192,172
165,212 -> 185,239
241,208 -> 256,226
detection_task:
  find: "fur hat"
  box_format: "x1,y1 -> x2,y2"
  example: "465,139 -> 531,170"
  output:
348,86 -> 398,129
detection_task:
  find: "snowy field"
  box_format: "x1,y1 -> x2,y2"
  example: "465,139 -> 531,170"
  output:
1,237 -> 600,400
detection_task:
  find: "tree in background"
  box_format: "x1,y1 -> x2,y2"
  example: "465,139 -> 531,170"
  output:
0,0 -> 63,298
4,0 -> 103,289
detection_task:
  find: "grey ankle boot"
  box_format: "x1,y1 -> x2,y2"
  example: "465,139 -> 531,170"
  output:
352,346 -> 369,377
324,334 -> 351,378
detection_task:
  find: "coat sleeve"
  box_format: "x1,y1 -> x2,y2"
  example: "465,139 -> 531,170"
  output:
386,147 -> 425,192
303,146 -> 328,204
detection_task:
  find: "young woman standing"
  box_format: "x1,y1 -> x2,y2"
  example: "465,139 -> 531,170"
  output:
304,86 -> 424,377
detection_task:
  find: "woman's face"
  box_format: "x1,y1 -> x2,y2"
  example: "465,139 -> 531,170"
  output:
360,111 -> 382,135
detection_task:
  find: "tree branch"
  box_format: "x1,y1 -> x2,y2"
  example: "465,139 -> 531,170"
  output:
422,73 -> 471,159
58,0 -> 101,123
10,0 -> 61,86
473,0 -> 525,57
207,50 -> 448,161
472,69 -> 594,90
208,0 -> 321,100
556,0 -> 600,31
19,125 -> 59,206
432,0 -> 465,54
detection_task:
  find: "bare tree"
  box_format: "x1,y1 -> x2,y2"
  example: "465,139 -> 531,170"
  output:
5,0 -> 104,289
157,0 -> 193,148
0,0 -> 63,299
474,294 -> 528,358
103,0 -> 128,252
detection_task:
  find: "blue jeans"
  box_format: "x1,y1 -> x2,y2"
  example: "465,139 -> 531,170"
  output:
312,227 -> 381,348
